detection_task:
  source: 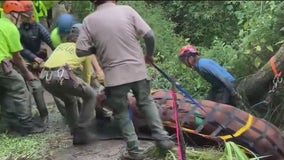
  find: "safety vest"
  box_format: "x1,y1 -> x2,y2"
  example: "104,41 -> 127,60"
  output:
32,0 -> 47,22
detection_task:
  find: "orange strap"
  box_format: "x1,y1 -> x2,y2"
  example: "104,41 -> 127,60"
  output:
270,56 -> 282,77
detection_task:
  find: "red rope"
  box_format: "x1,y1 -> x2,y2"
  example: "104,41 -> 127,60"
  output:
170,90 -> 183,160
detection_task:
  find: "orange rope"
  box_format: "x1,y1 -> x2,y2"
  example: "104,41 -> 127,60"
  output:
270,56 -> 282,77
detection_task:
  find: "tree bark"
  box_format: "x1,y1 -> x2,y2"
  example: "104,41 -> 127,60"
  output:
237,43 -> 284,128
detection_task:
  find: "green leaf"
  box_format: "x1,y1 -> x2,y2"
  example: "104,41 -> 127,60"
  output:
254,57 -> 262,68
266,45 -> 273,52
255,46 -> 261,51
275,40 -> 284,45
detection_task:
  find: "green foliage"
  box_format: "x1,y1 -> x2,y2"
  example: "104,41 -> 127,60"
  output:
71,1 -> 95,21
69,1 -> 284,101
0,134 -> 47,160
150,1 -> 241,48
234,1 -> 284,70
145,141 -> 261,160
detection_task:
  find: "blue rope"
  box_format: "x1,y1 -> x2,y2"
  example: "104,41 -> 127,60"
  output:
152,63 -> 207,113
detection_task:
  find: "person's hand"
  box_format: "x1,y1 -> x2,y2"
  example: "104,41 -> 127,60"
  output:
23,71 -> 37,81
145,55 -> 154,65
97,71 -> 105,84
34,57 -> 44,64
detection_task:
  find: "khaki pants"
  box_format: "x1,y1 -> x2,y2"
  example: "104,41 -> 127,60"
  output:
41,69 -> 96,132
105,79 -> 169,154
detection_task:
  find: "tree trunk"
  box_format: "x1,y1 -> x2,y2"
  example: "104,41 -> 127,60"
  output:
237,43 -> 284,128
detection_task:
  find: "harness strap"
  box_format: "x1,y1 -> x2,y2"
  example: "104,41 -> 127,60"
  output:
270,56 -> 282,77
180,105 -> 198,126
210,109 -> 238,137
195,103 -> 220,132
219,114 -> 253,141
249,123 -> 284,157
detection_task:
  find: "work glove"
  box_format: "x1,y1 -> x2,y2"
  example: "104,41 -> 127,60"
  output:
145,55 -> 154,64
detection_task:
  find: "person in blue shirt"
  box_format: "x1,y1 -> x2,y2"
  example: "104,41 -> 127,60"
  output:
178,44 -> 241,106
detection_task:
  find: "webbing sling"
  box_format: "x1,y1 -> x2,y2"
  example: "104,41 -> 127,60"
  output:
219,114 -> 253,141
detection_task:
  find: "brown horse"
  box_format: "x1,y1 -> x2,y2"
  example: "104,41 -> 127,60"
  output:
121,89 -> 284,160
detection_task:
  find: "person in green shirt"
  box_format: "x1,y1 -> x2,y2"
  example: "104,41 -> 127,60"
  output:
0,0 -> 45,135
40,23 -> 97,145
0,7 -> 3,18
50,13 -> 75,47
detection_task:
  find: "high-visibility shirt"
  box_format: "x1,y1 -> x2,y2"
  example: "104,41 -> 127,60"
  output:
0,17 -> 23,62
50,27 -> 62,48
44,43 -> 92,84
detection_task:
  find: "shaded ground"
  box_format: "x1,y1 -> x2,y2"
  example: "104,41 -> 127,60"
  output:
40,92 -> 154,160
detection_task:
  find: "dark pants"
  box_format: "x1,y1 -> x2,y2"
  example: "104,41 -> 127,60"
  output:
105,79 -> 169,154
41,69 -> 96,132
26,79 -> 48,118
0,68 -> 33,133
207,86 -> 235,105
26,60 -> 49,119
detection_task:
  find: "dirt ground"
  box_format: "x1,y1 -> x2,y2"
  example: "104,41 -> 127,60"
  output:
41,92 -> 154,160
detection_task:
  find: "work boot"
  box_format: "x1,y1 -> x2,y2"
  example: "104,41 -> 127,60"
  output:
73,127 -> 96,145
120,151 -> 145,160
20,126 -> 46,136
41,116 -> 49,128
155,139 -> 175,150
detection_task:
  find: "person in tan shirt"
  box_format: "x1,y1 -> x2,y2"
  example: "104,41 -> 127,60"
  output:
76,0 -> 175,159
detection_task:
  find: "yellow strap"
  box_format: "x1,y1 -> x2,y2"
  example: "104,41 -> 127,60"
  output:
219,114 -> 253,141
150,89 -> 160,94
163,121 -> 214,139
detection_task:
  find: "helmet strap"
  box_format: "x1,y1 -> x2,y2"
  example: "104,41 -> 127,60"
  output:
10,12 -> 21,26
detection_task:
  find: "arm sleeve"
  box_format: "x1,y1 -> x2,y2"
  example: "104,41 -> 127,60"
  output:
20,48 -> 37,62
38,23 -> 55,50
143,30 -> 155,56
76,20 -> 95,56
82,56 -> 92,84
8,26 -> 23,53
201,63 -> 236,94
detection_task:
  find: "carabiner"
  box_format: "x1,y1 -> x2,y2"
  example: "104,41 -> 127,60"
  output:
57,68 -> 65,78
45,71 -> 52,81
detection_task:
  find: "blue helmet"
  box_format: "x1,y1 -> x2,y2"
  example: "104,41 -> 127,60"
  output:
57,13 -> 76,35
70,23 -> 82,36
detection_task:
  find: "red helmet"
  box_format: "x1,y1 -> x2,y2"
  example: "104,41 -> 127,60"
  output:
3,0 -> 25,14
178,45 -> 200,57
19,0 -> 34,12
